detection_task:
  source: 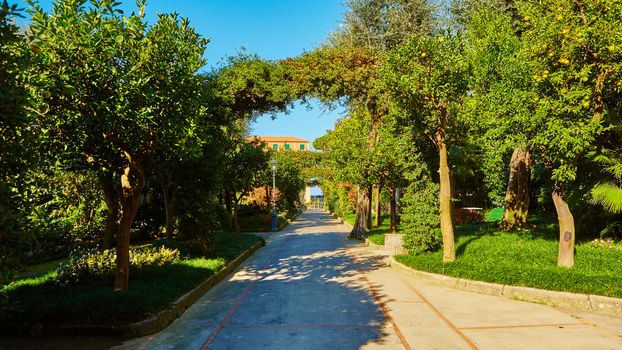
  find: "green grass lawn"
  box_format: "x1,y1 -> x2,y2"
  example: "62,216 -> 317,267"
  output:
18,258 -> 68,279
395,223 -> 622,298
343,213 -> 355,226
2,233 -> 263,327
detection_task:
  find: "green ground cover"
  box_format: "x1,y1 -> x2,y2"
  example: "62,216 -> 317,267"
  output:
2,233 -> 263,327
485,207 -> 504,222
395,223 -> 622,298
19,258 -> 68,279
344,213 -> 355,226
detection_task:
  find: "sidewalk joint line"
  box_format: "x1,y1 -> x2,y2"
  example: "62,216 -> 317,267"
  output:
228,323 -> 383,329
460,323 -> 584,330
398,275 -> 480,350
564,311 -> 622,341
199,236 -> 291,350
349,252 -> 412,350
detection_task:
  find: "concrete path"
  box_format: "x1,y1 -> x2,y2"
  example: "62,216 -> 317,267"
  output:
113,209 -> 622,350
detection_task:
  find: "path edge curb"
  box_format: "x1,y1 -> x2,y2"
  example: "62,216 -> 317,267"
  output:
126,239 -> 265,337
365,239 -> 384,250
7,239 -> 266,338
278,209 -> 303,231
390,256 -> 622,318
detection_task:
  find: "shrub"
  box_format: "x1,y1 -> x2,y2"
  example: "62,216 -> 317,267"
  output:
56,246 -> 180,286
402,229 -> 441,255
400,166 -> 442,255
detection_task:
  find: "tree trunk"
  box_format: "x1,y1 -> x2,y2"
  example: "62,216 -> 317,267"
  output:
552,183 -> 575,268
224,190 -> 232,214
114,163 -> 145,292
350,185 -> 371,239
435,130 -> 456,262
100,173 -> 119,250
501,148 -> 532,231
374,184 -> 382,227
390,186 -> 397,233
162,182 -> 177,239
232,197 -> 241,235
366,185 -> 372,230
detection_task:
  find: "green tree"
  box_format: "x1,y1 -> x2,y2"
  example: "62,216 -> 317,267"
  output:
464,5 -> 537,230
0,0 -> 34,285
270,151 -> 306,212
383,33 -> 471,262
287,0 -> 435,238
518,0 -> 622,267
29,0 -> 208,291
222,139 -> 271,234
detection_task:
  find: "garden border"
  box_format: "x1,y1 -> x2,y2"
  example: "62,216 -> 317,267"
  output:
6,239 -> 265,338
390,257 -> 622,318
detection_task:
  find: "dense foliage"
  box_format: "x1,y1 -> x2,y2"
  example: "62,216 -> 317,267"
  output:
310,0 -> 622,268
0,0 -> 304,295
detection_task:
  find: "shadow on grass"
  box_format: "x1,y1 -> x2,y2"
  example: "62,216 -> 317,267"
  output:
2,234 -> 264,329
455,222 -> 497,257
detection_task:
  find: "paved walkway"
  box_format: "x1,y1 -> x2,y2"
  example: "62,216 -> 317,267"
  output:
113,209 -> 622,350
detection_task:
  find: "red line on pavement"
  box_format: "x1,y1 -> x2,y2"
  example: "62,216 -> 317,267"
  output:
399,276 -> 480,350
229,323 -> 382,329
460,323 -> 584,330
349,254 -> 412,350
564,311 -> 622,341
199,237 -> 290,350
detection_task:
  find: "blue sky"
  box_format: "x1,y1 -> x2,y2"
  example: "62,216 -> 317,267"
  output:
14,0 -> 346,149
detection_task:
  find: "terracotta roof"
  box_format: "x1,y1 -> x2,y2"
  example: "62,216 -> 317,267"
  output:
246,136 -> 309,143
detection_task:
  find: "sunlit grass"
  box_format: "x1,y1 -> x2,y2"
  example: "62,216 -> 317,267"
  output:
396,225 -> 622,298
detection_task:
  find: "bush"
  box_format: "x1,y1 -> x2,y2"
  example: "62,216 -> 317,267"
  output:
402,230 -> 441,255
55,246 -> 180,286
400,167 -> 442,255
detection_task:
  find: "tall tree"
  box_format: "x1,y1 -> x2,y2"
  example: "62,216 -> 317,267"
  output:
383,33 -> 471,261
518,0 -> 622,267
464,5 -> 537,230
29,0 -> 208,290
287,0 -> 435,238
0,0 -> 35,285
222,139 -> 271,234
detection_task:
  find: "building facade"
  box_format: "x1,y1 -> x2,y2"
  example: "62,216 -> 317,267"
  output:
246,136 -> 310,152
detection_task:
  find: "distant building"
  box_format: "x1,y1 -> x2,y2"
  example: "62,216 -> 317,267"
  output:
246,136 -> 310,152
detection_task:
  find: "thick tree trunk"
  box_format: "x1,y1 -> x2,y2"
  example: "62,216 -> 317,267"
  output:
374,184 -> 382,227
100,173 -> 119,250
552,183 -> 575,268
390,186 -> 397,233
435,130 -> 456,262
114,163 -> 145,292
350,185 -> 371,239
501,148 -> 532,231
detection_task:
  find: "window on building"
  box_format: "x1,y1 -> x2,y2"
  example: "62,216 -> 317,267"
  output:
299,144 -> 305,150
272,144 -> 278,150
284,143 -> 290,150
